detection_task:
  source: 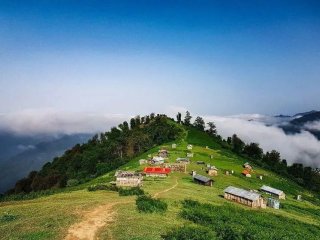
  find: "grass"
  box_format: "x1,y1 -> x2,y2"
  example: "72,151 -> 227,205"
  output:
136,195 -> 168,213
1,128 -> 320,239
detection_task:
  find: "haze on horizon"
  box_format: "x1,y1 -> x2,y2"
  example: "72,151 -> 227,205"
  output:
0,0 -> 319,117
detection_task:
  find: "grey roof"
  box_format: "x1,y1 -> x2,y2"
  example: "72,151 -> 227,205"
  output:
193,174 -> 212,183
260,185 -> 284,196
224,186 -> 261,201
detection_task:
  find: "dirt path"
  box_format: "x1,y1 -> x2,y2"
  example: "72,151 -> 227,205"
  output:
64,200 -> 133,240
65,179 -> 178,240
153,177 -> 178,198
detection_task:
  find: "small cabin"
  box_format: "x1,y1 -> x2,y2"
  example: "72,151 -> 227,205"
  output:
172,143 -> 177,149
151,156 -> 165,165
260,185 -> 286,199
242,169 -> 251,177
207,167 -> 218,176
224,186 -> 266,208
243,162 -> 253,170
158,149 -> 169,158
143,167 -> 171,177
193,174 -> 213,187
187,144 -> 193,150
115,171 -> 143,187
176,157 -> 190,164
296,195 -> 302,201
165,163 -> 187,173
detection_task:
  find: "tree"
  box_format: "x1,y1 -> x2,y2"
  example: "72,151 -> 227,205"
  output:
231,134 -> 245,154
193,116 -> 205,131
243,143 -> 263,160
130,118 -> 136,129
135,115 -> 141,127
119,121 -> 129,132
184,111 -> 192,126
145,115 -> 150,124
207,122 -> 217,136
150,113 -> 155,120
176,112 -> 182,124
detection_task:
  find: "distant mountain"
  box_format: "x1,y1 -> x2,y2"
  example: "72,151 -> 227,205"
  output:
290,111 -> 320,125
0,133 -> 91,193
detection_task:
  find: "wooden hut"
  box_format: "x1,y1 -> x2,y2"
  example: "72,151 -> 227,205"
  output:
143,167 -> 171,177
186,152 -> 194,158
151,156 -> 165,165
224,186 -> 266,208
193,174 -> 213,187
187,144 -> 193,150
207,167 -> 218,176
260,185 -> 286,199
164,163 -> 186,173
172,143 -> 177,149
115,171 -> 143,187
243,162 -> 253,170
158,149 -> 169,158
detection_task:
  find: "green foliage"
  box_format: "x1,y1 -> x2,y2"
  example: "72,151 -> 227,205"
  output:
66,179 -> 79,187
0,212 -> 18,222
184,111 -> 192,126
136,195 -> 168,213
118,187 -> 144,196
193,116 -> 205,131
162,225 -> 217,240
178,200 -> 320,240
9,114 -> 184,195
0,189 -> 58,202
87,184 -> 113,192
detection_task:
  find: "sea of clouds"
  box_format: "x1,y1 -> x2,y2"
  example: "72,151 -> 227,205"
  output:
0,108 -> 319,167
204,115 -> 320,168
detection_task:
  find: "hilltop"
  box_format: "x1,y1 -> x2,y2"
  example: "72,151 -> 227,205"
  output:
1,114 -> 320,240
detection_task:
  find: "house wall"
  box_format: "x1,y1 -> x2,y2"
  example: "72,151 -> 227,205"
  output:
224,193 -> 265,208
116,177 -> 142,187
145,173 -> 167,178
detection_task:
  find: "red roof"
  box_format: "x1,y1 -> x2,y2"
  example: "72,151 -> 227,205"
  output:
242,169 -> 250,175
143,167 -> 171,174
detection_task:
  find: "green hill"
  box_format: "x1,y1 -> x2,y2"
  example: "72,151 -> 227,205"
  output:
1,115 -> 320,240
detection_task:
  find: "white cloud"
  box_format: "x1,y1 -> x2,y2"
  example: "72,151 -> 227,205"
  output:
304,121 -> 320,131
0,109 -> 128,135
204,115 -> 320,167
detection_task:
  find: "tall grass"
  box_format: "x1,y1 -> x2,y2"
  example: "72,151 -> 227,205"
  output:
136,195 -> 167,213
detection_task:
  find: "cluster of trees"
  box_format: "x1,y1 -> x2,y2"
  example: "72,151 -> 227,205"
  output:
10,114 -> 184,194
176,110 -> 320,192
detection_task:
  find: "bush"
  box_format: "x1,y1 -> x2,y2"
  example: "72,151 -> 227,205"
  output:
136,195 -> 167,213
118,187 -> 144,196
87,184 -> 116,192
162,225 -> 216,240
0,212 -> 18,222
66,179 -> 79,187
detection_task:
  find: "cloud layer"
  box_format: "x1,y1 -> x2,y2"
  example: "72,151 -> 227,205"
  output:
204,115 -> 320,167
1,109 -> 319,167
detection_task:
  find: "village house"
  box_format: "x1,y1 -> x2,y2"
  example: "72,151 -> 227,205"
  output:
115,171 -> 143,187
260,185 -> 286,199
176,157 -> 190,164
187,144 -> 193,150
207,166 -> 218,176
164,163 -> 186,173
143,167 -> 171,177
193,174 -> 213,187
242,169 -> 251,177
172,143 -> 177,149
224,186 -> 266,208
158,149 -> 169,158
243,162 -> 253,170
139,159 -> 148,165
150,156 -> 165,165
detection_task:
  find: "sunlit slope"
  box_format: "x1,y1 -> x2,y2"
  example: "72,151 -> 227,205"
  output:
1,128 -> 320,240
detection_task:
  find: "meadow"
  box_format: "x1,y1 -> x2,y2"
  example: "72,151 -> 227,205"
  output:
1,128 -> 320,239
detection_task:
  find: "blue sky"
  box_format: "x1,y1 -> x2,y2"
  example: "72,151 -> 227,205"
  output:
0,0 -> 319,116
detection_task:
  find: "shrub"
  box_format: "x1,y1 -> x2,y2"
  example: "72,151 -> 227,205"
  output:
0,212 -> 18,222
162,225 -> 216,240
87,184 -> 115,192
66,179 -> 79,187
136,195 -> 167,213
118,187 -> 144,196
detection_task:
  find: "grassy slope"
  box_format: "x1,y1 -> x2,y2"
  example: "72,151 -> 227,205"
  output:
1,127 -> 320,240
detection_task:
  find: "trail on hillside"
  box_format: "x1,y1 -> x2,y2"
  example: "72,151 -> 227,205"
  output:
64,179 -> 178,240
64,200 -> 133,240
153,177 -> 178,198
